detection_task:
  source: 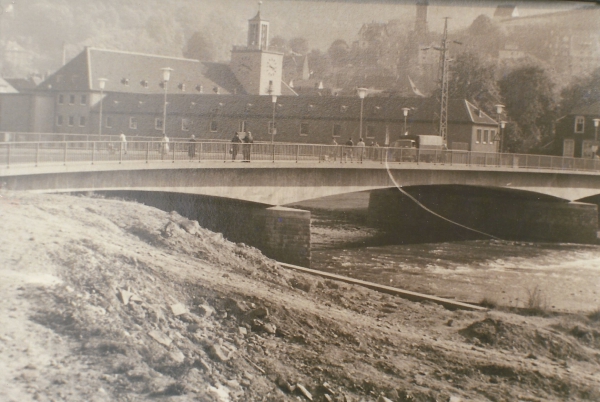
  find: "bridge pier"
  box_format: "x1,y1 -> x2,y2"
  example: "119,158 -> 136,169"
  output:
93,191 -> 311,267
260,206 -> 311,267
368,187 -> 598,244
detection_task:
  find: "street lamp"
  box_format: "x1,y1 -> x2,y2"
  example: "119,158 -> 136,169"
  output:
494,104 -> 505,153
594,118 -> 600,142
357,88 -> 367,141
160,67 -> 173,136
271,94 -> 277,144
402,107 -> 410,135
97,78 -> 108,136
499,121 -> 506,153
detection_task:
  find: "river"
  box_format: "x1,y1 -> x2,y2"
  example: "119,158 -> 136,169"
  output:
292,192 -> 600,313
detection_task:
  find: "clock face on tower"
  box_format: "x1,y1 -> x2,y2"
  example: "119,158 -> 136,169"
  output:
266,57 -> 278,77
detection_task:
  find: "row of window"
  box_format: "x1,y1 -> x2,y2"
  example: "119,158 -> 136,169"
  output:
476,129 -> 497,144
56,115 -> 87,127
58,94 -> 87,106
55,116 -> 384,138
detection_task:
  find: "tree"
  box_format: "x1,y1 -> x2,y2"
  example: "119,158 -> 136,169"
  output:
559,67 -> 600,115
328,39 -> 349,68
499,66 -> 557,153
184,32 -> 215,61
308,49 -> 331,78
289,37 -> 309,55
270,35 -> 286,51
448,51 -> 500,114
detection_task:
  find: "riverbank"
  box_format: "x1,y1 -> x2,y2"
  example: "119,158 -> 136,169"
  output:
1,192 -> 600,401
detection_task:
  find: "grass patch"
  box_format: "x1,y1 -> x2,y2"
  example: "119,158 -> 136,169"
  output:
588,307 -> 600,322
479,296 -> 498,309
522,285 -> 550,316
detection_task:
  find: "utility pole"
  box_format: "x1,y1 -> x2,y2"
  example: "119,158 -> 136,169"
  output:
438,17 -> 450,146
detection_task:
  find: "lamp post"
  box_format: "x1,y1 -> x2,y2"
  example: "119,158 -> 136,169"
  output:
97,78 -> 108,136
402,107 -> 410,135
499,121 -> 506,153
594,118 -> 600,142
160,67 -> 173,136
357,88 -> 367,141
271,94 -> 277,144
494,104 -> 505,153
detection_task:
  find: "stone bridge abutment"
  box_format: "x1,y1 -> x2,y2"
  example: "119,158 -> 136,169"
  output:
368,186 -> 599,243
95,191 -> 311,267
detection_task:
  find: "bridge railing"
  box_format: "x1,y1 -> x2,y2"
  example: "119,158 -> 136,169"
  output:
2,140 -> 600,173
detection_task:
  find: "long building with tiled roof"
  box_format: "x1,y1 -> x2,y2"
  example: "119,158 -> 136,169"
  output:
88,92 -> 498,152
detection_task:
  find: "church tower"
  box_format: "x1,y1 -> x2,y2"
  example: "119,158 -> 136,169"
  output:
231,3 -> 283,95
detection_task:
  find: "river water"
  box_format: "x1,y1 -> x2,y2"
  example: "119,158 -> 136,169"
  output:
292,192 -> 600,313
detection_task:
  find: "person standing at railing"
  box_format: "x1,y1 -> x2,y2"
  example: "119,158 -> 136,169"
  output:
330,137 -> 338,161
356,138 -> 365,162
231,132 -> 241,161
161,134 -> 170,157
188,134 -> 197,159
372,141 -> 380,160
119,133 -> 127,154
242,131 -> 253,162
344,137 -> 353,162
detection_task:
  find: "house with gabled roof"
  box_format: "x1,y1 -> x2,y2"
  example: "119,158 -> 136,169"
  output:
555,102 -> 600,158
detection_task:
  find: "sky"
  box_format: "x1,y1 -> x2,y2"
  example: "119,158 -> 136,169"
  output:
245,0 -> 588,51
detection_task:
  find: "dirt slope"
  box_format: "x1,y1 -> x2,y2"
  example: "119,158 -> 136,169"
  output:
1,192 -> 599,401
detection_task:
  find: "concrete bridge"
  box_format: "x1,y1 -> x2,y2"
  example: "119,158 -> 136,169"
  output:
2,140 -> 600,266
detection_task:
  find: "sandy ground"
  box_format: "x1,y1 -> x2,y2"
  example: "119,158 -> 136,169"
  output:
1,191 -> 600,401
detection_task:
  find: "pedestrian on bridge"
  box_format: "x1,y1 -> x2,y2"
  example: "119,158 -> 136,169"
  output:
242,131 -> 253,162
231,132 -> 242,161
161,134 -> 170,158
188,134 -> 197,159
119,133 -> 127,154
356,138 -> 366,163
344,137 -> 354,162
330,137 -> 338,161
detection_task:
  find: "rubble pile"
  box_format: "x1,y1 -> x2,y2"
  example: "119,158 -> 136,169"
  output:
1,193 -> 600,401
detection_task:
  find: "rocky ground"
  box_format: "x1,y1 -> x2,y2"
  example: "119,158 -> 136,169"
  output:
1,192 -> 600,401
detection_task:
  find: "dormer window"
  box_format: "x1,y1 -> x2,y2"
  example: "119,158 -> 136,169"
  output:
140,80 -> 149,88
195,85 -> 203,93
178,83 -> 185,91
575,116 -> 585,133
121,78 -> 129,85
213,86 -> 219,94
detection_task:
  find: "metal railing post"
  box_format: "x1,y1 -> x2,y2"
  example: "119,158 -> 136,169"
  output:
272,143 -> 275,163
119,142 -> 123,164
91,142 -> 95,164
6,143 -> 10,168
296,144 -> 300,163
63,141 -> 68,165
146,142 -> 150,164
224,144 -> 228,162
35,142 -> 39,166
199,142 -> 202,163
172,141 -> 175,163
318,145 -> 322,163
